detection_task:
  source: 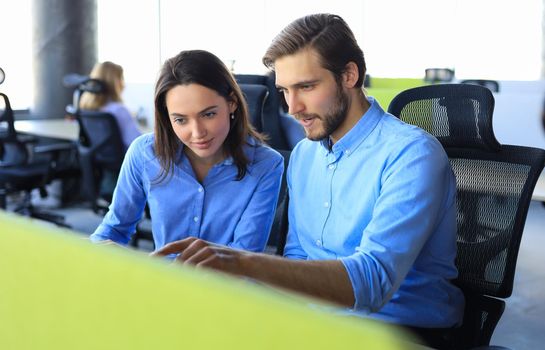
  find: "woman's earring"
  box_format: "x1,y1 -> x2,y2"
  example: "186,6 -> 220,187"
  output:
230,113 -> 235,120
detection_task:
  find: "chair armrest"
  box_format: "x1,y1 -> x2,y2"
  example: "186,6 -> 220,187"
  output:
33,142 -> 75,154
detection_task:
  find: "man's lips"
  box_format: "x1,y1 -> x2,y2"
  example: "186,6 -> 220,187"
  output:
296,115 -> 319,128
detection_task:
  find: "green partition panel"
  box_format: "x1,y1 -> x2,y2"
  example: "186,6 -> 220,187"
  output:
0,212 -> 418,349
366,78 -> 427,109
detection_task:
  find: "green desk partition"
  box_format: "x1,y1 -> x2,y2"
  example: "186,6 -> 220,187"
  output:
0,212 -> 418,349
366,78 -> 427,109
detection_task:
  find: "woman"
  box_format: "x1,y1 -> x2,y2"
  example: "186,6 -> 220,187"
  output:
90,50 -> 284,253
79,61 -> 141,150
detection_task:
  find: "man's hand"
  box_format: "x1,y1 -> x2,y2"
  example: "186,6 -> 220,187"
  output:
151,238 -> 354,308
150,237 -> 247,276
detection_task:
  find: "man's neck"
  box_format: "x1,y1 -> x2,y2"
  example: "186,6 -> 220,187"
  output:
330,89 -> 370,144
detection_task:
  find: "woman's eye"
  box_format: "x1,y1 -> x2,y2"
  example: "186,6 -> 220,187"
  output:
203,112 -> 216,118
174,118 -> 187,124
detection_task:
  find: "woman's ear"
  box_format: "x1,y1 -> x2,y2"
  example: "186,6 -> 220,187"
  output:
343,62 -> 359,89
229,93 -> 238,113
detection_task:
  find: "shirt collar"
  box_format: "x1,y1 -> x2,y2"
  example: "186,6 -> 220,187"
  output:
321,96 -> 384,158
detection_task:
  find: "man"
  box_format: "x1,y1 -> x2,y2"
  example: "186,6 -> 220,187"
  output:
153,13 -> 464,345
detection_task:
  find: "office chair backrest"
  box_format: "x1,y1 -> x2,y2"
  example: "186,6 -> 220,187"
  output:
77,111 -> 125,206
235,74 -> 290,150
388,84 -> 545,348
78,111 -> 125,169
0,92 -> 17,141
239,83 -> 268,131
0,93 -> 27,166
268,149 -> 290,255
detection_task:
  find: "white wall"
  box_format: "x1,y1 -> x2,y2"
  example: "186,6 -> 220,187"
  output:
493,80 -> 545,149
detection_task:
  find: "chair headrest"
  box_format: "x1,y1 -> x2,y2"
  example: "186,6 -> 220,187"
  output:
388,84 -> 501,151
63,74 -> 106,94
239,83 -> 269,131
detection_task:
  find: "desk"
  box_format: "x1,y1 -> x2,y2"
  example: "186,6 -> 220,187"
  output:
0,212 -> 415,349
14,118 -> 80,141
14,118 -> 152,141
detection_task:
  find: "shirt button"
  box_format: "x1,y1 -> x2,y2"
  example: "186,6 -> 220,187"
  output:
315,239 -> 322,247
193,216 -> 199,222
324,202 -> 329,208
345,149 -> 351,155
198,187 -> 203,193
328,164 -> 335,170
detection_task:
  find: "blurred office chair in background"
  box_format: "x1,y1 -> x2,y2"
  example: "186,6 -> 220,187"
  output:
460,79 -> 500,93
64,75 -> 125,214
388,84 -> 545,349
235,74 -> 304,151
424,68 -> 455,84
1,79 -> 75,227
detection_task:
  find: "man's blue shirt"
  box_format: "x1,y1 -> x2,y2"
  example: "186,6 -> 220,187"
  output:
91,133 -> 283,252
284,97 -> 464,327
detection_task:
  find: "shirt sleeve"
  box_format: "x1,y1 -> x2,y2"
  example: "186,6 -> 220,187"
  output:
340,136 -> 456,312
227,150 -> 284,252
89,137 -> 148,245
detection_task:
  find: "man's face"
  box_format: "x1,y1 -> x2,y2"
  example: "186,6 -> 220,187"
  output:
275,48 -> 349,141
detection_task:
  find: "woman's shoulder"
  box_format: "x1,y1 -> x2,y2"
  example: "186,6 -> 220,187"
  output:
127,132 -> 156,159
247,137 -> 283,165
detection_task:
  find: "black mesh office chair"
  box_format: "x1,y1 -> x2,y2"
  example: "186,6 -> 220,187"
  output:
0,92 -> 74,227
64,75 -> 126,214
388,84 -> 545,349
77,110 -> 125,212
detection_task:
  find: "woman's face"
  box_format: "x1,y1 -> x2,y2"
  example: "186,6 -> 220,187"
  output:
165,83 -> 235,165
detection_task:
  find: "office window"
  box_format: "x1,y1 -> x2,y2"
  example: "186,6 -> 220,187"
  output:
158,0 -> 365,74
0,0 -> 33,110
2,0 -> 543,112
97,0 -> 160,83
98,0 -> 543,82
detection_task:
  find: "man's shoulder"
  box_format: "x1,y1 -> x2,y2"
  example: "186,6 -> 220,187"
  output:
379,114 -> 443,151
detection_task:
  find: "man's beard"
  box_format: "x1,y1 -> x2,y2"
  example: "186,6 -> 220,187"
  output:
297,84 -> 350,142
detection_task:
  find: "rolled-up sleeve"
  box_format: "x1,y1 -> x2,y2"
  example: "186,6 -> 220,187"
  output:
340,137 -> 455,312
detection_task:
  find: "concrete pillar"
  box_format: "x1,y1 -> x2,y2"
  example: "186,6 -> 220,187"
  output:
32,0 -> 97,118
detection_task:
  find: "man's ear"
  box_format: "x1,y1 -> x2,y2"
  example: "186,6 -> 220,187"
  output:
343,62 -> 360,89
